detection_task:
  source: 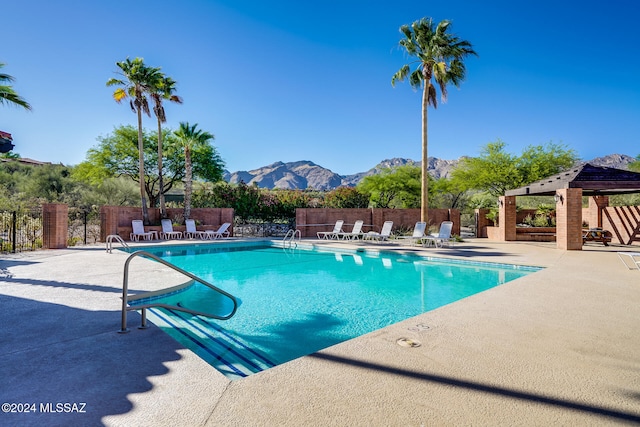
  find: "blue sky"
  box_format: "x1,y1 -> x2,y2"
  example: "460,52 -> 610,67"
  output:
3,0 -> 639,175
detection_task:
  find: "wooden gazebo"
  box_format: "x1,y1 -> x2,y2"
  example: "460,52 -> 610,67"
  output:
496,163 -> 640,250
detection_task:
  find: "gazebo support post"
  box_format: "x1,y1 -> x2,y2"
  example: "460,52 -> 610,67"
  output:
556,188 -> 583,250
587,195 -> 609,229
498,196 -> 517,241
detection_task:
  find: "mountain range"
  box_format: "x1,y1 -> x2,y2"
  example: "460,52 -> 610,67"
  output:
223,153 -> 637,190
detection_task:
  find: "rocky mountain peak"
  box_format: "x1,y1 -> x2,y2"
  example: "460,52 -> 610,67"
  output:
224,154 -> 636,190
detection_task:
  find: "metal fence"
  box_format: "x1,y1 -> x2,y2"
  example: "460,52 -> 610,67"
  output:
233,220 -> 294,238
68,206 -> 101,246
0,209 -> 44,253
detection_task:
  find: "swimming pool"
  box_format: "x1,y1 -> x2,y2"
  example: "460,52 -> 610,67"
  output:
126,242 -> 541,379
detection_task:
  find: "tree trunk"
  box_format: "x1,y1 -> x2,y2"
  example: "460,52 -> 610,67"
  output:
421,82 -> 429,225
157,118 -> 166,218
184,146 -> 192,220
137,108 -> 150,224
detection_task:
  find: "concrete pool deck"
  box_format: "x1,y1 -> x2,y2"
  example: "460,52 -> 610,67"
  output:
0,238 -> 638,426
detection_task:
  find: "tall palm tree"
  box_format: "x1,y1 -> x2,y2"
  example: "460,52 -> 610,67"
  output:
174,122 -> 214,220
107,57 -> 162,224
392,18 -> 476,224
150,75 -> 183,219
0,63 -> 32,111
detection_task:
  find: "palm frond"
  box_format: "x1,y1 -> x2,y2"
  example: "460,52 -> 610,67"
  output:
391,65 -> 410,87
427,83 -> 437,108
393,16 -> 476,104
112,88 -> 127,103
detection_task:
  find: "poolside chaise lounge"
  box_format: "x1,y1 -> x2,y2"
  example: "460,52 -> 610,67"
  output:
317,220 -> 344,240
160,219 -> 183,240
130,219 -> 155,241
335,220 -> 364,240
184,219 -> 207,239
395,221 -> 427,246
363,221 -> 393,242
422,221 -> 454,248
617,252 -> 640,270
204,222 -> 231,240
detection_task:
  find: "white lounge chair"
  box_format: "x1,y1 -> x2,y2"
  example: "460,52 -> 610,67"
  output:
422,221 -> 454,248
617,252 -> 640,270
317,220 -> 344,240
336,220 -> 364,240
184,219 -> 206,239
363,221 -> 393,241
204,222 -> 231,240
160,219 -> 183,240
130,220 -> 155,241
395,222 -> 427,245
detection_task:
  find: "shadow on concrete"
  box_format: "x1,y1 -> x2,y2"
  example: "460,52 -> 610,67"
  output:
233,312 -> 349,366
309,352 -> 640,424
2,276 -> 125,294
0,295 -> 183,427
360,244 -> 521,259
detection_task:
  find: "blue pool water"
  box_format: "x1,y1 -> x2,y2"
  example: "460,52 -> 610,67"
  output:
127,242 -> 541,379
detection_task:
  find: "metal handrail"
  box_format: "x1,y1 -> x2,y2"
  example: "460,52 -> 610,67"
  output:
283,229 -> 301,248
106,234 -> 129,253
119,250 -> 238,333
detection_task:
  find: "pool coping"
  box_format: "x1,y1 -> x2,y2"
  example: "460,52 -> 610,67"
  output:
1,238 -> 639,425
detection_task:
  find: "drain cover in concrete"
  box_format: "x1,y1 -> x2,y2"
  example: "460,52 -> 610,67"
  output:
396,338 -> 421,348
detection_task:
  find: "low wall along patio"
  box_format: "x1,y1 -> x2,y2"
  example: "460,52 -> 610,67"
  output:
295,208 -> 460,238
100,206 -> 234,241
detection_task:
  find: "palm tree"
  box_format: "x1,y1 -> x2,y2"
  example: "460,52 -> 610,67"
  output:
150,75 -> 183,219
0,63 -> 32,111
392,18 -> 476,224
107,57 -> 162,224
174,122 -> 215,220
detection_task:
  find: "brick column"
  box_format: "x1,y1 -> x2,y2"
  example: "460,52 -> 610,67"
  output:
475,208 -> 490,237
42,204 -> 68,249
556,188 -> 583,250
587,195 -> 609,229
100,206 -> 119,242
498,196 -> 517,241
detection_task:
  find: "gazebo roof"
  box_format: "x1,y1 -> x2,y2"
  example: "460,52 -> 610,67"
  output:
505,163 -> 640,196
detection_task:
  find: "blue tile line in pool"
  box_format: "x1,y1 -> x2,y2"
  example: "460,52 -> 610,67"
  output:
149,307 -> 276,379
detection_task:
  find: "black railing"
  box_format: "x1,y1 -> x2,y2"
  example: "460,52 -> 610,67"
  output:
68,206 -> 100,246
0,209 -> 43,253
233,219 -> 294,238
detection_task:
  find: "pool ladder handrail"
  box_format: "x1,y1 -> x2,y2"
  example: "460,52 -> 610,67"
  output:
106,234 -> 130,253
283,229 -> 301,248
120,250 -> 239,333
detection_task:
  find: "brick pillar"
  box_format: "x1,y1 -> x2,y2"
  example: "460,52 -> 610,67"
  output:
556,188 -> 583,250
587,195 -> 609,229
42,204 -> 68,249
475,208 -> 490,237
498,196 -> 517,241
100,206 -> 119,242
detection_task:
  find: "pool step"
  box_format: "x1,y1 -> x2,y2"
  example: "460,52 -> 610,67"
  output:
146,308 -> 276,380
